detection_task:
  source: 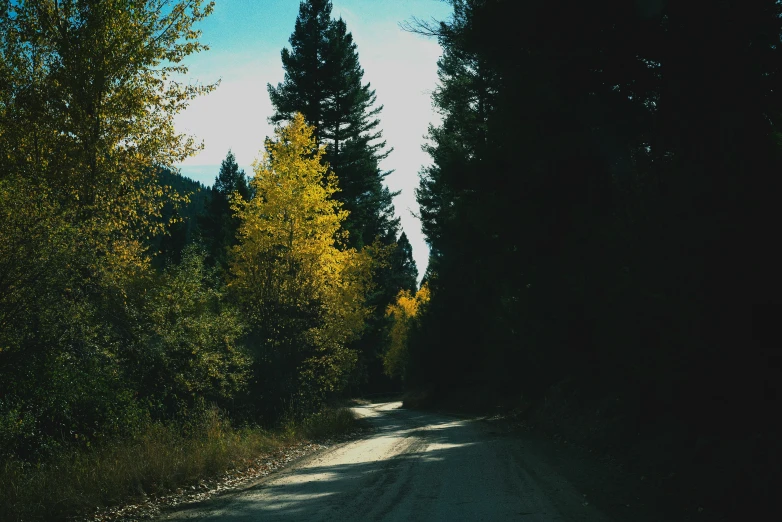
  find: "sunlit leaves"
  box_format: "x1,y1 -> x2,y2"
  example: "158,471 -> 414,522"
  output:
0,0 -> 216,272
383,284 -> 430,380
143,247 -> 249,404
0,0 -> 226,457
231,114 -> 373,401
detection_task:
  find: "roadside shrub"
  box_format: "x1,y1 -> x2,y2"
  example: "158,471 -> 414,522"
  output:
299,408 -> 358,440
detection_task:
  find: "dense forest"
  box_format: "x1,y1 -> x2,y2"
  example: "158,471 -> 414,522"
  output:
0,1 -> 416,518
381,0 -> 777,519
0,0 -> 420,448
0,0 -> 778,520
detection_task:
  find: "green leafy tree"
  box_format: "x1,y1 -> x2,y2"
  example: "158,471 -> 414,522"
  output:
0,0 -> 216,259
135,246 -> 249,414
0,0 -> 218,457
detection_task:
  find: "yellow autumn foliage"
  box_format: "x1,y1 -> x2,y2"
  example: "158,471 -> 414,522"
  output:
383,283 -> 430,380
230,114 -> 373,398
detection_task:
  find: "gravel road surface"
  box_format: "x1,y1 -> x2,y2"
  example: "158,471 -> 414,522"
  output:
161,401 -> 612,521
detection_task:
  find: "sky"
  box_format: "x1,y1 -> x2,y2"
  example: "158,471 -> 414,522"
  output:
174,0 -> 453,281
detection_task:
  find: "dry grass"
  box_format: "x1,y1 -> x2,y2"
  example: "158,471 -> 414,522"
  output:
0,407 -> 358,522
297,406 -> 357,440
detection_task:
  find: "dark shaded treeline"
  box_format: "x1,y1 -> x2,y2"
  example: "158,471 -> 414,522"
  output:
405,0 -> 778,518
151,168 -> 210,267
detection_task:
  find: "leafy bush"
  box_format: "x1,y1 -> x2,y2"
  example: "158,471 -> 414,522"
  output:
298,408 -> 358,440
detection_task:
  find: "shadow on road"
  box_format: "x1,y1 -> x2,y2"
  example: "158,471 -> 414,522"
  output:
165,402 -> 604,522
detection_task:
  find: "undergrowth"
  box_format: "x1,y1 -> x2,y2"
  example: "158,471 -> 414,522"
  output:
0,406 -> 358,522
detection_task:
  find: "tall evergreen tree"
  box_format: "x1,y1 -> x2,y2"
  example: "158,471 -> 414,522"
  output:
321,18 -> 398,247
387,231 -> 418,294
269,0 -> 418,392
267,0 -> 331,142
405,1 -> 780,518
267,0 -> 398,248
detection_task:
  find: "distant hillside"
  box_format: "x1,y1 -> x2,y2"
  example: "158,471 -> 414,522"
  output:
150,168 -> 212,266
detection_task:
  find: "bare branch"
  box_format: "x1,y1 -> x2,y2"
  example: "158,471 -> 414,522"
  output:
398,16 -> 445,38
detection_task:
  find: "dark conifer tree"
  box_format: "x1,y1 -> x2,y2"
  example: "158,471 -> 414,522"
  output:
267,0 -> 398,248
321,18 -> 398,247
269,0 -> 418,392
267,0 -> 331,142
387,231 -> 418,294
200,150 -> 250,269
151,168 -> 209,268
159,209 -> 188,264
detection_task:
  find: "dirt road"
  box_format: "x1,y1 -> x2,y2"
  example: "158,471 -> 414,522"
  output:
161,401 -> 612,521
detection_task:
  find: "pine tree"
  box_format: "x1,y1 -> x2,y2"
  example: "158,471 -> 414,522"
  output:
388,231 -> 418,294
267,0 -> 332,142
267,0 -> 398,248
200,150 -> 250,268
269,1 -> 433,393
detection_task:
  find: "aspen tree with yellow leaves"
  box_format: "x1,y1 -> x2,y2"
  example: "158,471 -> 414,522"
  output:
383,283 -> 430,381
231,114 -> 373,414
